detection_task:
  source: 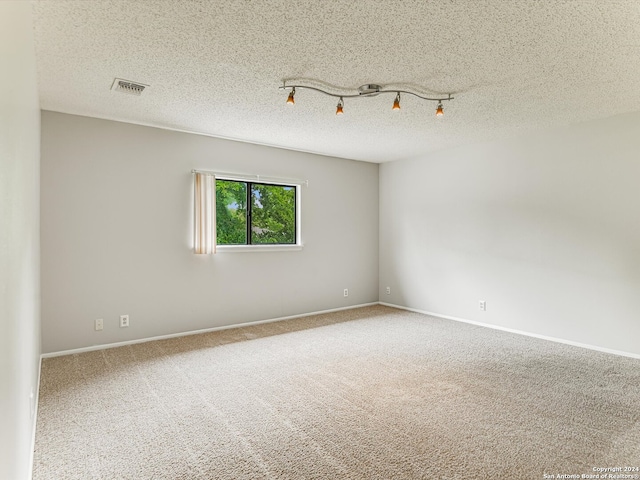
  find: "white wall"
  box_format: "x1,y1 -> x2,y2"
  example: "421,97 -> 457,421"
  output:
380,111 -> 640,356
41,112 -> 379,353
0,3 -> 41,479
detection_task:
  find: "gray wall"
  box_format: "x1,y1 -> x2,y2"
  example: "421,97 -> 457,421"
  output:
41,112 -> 379,353
0,3 -> 41,479
380,111 -> 640,356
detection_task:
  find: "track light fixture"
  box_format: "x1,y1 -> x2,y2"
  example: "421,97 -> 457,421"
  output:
286,87 -> 295,105
280,81 -> 453,117
392,92 -> 401,110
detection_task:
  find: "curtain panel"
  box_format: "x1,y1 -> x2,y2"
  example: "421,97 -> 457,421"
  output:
193,172 -> 215,254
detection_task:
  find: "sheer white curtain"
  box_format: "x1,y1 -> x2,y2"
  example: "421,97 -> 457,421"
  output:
193,172 -> 215,254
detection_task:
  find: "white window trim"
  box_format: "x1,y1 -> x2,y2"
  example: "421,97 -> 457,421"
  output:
216,244 -> 303,253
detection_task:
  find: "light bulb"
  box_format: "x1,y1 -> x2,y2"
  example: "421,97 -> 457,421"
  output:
336,97 -> 344,115
286,88 -> 295,105
436,102 -> 444,116
392,92 -> 401,110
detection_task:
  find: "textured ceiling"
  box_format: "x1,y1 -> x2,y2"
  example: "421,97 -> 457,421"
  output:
33,1 -> 640,163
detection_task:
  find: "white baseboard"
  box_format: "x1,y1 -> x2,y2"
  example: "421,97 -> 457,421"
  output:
41,302 -> 379,359
28,355 -> 42,480
379,302 -> 640,360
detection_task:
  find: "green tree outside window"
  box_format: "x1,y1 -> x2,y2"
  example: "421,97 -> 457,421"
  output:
216,179 -> 296,245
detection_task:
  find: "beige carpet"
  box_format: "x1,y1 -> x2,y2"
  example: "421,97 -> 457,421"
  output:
33,305 -> 640,479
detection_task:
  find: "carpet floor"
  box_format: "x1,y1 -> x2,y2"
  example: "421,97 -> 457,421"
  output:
33,305 -> 640,479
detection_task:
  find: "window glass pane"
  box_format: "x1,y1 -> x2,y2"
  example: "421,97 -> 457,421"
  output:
250,184 -> 296,244
216,180 -> 247,245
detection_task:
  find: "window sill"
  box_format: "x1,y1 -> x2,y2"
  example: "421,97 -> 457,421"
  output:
216,244 -> 303,253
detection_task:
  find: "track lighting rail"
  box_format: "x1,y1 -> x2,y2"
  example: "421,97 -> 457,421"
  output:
280,80 -> 453,116
279,83 -> 453,103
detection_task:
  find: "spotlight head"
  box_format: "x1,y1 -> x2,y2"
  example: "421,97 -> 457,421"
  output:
286,87 -> 295,105
336,97 -> 344,115
436,101 -> 444,116
392,92 -> 401,110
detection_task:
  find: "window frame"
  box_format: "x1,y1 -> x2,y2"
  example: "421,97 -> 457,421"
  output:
215,176 -> 303,252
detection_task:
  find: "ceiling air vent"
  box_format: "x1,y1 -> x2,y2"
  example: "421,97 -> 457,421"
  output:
111,78 -> 148,96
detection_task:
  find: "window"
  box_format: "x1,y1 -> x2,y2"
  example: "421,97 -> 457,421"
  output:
216,179 -> 298,246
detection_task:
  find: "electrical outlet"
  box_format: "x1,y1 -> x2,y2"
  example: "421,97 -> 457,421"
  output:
479,300 -> 486,311
386,286 -> 391,295
120,314 -> 130,328
95,318 -> 103,331
343,289 -> 349,297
